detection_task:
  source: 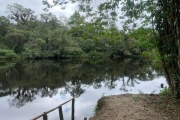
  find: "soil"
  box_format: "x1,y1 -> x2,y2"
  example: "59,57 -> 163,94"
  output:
89,94 -> 180,120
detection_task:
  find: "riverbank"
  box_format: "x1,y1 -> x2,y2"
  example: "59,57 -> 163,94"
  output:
90,94 -> 180,120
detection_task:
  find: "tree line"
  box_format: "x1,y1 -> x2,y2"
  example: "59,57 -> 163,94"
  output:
0,3 -> 155,60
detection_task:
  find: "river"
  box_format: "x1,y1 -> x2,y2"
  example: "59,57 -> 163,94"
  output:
0,58 -> 168,120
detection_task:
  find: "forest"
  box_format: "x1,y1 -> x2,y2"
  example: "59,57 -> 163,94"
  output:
0,3 -> 156,60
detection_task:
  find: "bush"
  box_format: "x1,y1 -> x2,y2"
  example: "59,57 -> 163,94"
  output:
88,51 -> 109,58
159,87 -> 171,96
0,49 -> 19,60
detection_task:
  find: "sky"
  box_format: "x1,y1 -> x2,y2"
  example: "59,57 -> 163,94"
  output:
0,0 -> 76,18
0,0 -> 125,29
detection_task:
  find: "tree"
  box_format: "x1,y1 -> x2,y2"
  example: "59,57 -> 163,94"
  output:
120,0 -> 180,98
0,16 -> 10,38
43,0 -> 180,98
0,16 -> 11,49
154,1 -> 180,98
6,3 -> 36,26
5,27 -> 31,53
40,12 -> 60,29
0,49 -> 18,60
68,11 -> 85,37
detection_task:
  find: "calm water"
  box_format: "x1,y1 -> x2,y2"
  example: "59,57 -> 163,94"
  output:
0,59 -> 168,120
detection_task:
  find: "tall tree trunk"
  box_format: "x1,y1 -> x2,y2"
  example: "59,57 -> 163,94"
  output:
155,0 -> 180,98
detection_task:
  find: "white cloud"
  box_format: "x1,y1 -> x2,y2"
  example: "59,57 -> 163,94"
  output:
48,3 -> 76,18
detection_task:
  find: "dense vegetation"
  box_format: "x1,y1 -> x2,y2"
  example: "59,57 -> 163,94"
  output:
0,3 -> 155,60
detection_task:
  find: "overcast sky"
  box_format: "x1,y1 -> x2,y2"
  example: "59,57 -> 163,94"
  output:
0,0 -> 125,29
0,0 -> 76,18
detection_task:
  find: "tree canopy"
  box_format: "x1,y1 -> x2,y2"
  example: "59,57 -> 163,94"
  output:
0,3 -> 155,60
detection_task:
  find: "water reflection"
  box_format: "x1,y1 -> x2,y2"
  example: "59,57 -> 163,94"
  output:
0,58 -> 166,119
8,87 -> 58,108
0,59 -> 164,107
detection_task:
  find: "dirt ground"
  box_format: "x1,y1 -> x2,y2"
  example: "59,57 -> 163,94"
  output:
90,94 -> 180,120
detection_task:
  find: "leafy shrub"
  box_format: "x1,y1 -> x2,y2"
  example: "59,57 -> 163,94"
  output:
0,49 -> 18,60
159,87 -> 171,96
88,51 -> 106,58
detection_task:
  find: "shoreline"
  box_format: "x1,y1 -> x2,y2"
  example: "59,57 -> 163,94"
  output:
89,94 -> 180,120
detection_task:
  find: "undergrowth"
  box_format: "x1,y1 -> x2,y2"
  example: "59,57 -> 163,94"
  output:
93,93 -> 105,115
159,87 -> 171,96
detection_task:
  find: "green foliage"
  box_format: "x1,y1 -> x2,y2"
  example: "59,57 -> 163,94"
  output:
0,49 -> 18,60
0,62 -> 16,70
88,51 -> 105,58
7,3 -> 36,26
93,104 -> 99,115
0,16 -> 10,37
0,3 -> 157,60
159,87 -> 172,97
0,44 -> 9,49
4,27 -> 32,53
93,93 -> 105,115
68,11 -> 85,28
129,28 -> 155,50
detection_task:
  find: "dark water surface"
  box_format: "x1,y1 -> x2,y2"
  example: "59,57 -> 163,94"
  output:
0,59 -> 168,120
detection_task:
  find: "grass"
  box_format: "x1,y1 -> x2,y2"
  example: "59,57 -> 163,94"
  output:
93,93 -> 105,115
132,95 -> 140,101
159,87 -> 171,96
143,87 -> 180,119
93,104 -> 99,115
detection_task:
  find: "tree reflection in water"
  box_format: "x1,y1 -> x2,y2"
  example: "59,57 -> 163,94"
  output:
0,58 -> 164,108
8,87 -> 58,108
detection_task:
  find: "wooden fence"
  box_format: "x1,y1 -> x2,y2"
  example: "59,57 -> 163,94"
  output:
31,97 -> 75,120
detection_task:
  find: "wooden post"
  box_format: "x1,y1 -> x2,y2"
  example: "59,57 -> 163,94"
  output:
43,112 -> 48,120
161,83 -> 164,88
72,98 -> 75,120
59,106 -> 64,120
31,98 -> 75,120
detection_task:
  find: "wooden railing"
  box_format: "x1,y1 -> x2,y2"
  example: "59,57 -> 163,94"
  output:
31,97 -> 75,120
